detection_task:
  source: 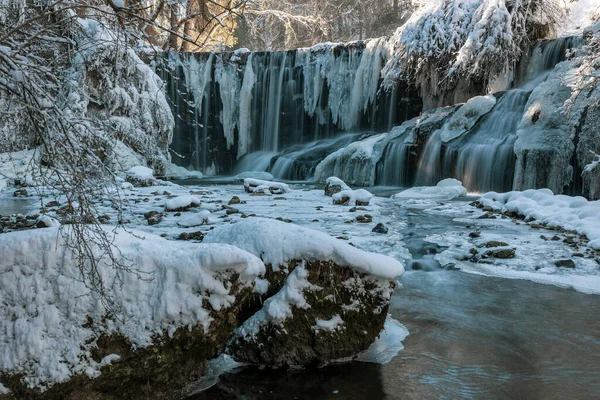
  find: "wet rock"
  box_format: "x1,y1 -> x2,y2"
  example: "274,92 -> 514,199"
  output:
554,259 -> 576,268
478,213 -> 496,219
550,235 -> 561,241
324,184 -> 344,197
13,188 -> 27,197
482,206 -> 493,212
176,231 -> 205,241
486,241 -> 509,248
228,196 -> 241,205
226,208 -> 240,215
274,197 -> 287,200
355,215 -> 372,223
275,217 -> 293,223
228,260 -> 394,369
372,223 -> 388,233
468,231 -> 481,238
483,248 -> 516,259
45,200 -> 60,208
144,211 -> 164,226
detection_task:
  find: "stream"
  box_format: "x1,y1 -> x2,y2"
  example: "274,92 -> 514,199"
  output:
188,187 -> 600,400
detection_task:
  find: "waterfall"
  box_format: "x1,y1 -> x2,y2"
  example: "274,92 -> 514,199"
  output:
371,35 -> 583,192
160,42 -> 422,176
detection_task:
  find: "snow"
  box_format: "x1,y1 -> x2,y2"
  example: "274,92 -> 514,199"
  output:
234,171 -> 274,181
164,163 -> 204,179
177,210 -> 211,227
479,189 -> 600,249
356,315 -> 409,364
312,315 -> 344,333
203,218 -> 405,279
439,95 -> 496,142
0,383 -> 9,394
126,166 -> 153,181
561,0 -> 600,35
234,264 -> 317,338
332,189 -> 373,205
165,195 -> 201,211
393,179 -> 468,201
325,177 -> 350,190
0,227 -> 264,389
243,178 -> 290,194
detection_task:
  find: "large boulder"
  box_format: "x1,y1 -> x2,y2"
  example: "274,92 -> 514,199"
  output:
203,218 -> 404,367
0,227 -> 264,399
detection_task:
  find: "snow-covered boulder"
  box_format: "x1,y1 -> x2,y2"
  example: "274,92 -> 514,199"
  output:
125,166 -> 155,187
332,189 -> 373,206
204,218 -> 403,367
165,195 -> 201,211
324,176 -> 350,196
0,227 -> 264,398
243,178 -> 290,195
439,95 -> 496,143
392,179 -> 467,201
177,210 -> 211,227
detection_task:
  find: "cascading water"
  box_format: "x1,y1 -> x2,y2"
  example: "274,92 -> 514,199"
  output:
373,35 -> 583,192
415,89 -> 529,193
160,41 -> 422,176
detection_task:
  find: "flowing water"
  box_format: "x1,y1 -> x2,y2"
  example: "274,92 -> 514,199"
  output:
187,193 -> 600,400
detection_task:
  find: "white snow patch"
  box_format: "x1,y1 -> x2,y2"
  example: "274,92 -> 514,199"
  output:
393,179 -> 467,201
36,215 -> 60,228
203,218 -> 404,279
312,315 -> 344,333
0,383 -> 9,394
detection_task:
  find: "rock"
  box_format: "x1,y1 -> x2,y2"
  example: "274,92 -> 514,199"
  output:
144,211 -> 163,226
324,177 -> 350,197
355,215 -> 372,223
228,196 -> 241,205
165,195 -> 201,212
372,223 -> 388,233
125,166 -> 155,187
554,259 -> 576,268
483,248 -> 516,259
243,179 -> 289,195
203,218 -> 402,369
482,206 -> 493,212
550,235 -> 560,241
45,200 -> 60,208
13,188 -> 27,197
468,231 -> 481,238
227,260 -> 394,369
478,213 -> 496,219
485,241 -> 509,248
176,231 -> 205,241
226,208 -> 240,215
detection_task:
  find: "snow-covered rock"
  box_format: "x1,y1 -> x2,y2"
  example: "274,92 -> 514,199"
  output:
125,166 -> 155,187
165,195 -> 201,211
177,210 -> 211,227
439,95 -> 496,143
324,176 -> 350,196
479,189 -> 600,249
393,179 -> 468,201
204,218 -> 403,367
0,227 -> 264,396
332,189 -> 373,206
243,178 -> 290,194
